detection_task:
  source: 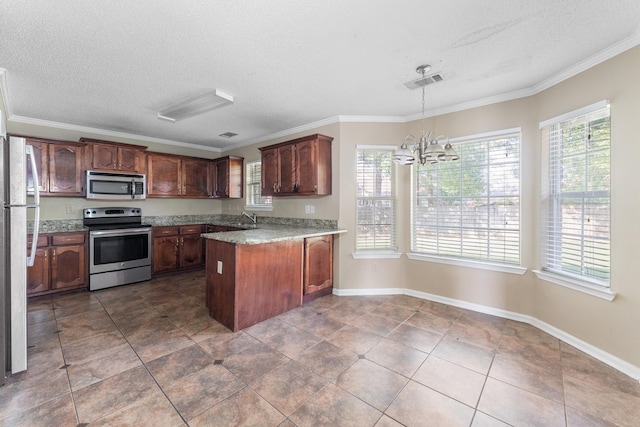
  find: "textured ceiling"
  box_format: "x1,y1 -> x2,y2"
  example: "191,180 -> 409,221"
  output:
1,1 -> 639,152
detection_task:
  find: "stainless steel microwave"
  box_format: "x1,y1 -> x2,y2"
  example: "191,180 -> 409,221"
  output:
86,170 -> 146,200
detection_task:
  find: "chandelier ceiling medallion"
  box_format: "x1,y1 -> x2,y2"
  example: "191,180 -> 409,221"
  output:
393,65 -> 459,165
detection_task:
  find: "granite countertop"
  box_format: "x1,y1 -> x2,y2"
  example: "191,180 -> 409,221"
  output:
29,215 -> 344,238
201,224 -> 346,245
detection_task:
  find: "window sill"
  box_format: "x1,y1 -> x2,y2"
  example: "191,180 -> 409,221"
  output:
406,252 -> 527,275
532,269 -> 616,301
243,205 -> 273,212
352,251 -> 403,260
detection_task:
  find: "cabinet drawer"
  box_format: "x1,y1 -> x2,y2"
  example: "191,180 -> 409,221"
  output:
153,226 -> 180,237
180,225 -> 204,235
51,233 -> 85,246
28,235 -> 49,247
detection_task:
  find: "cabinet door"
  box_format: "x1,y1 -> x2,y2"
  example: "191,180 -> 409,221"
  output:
303,235 -> 333,295
261,148 -> 278,196
152,236 -> 179,273
180,234 -> 204,268
27,248 -> 50,295
183,158 -> 212,197
147,154 -> 182,196
213,159 -> 229,198
227,157 -> 243,199
278,144 -> 296,194
26,140 -> 49,193
48,144 -> 84,195
118,147 -> 141,172
295,139 -> 317,194
92,143 -> 118,170
50,245 -> 86,290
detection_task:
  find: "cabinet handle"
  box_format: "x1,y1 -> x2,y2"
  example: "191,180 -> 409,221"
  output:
180,237 -> 184,246
273,182 -> 277,193
52,249 -> 56,260
44,251 -> 47,260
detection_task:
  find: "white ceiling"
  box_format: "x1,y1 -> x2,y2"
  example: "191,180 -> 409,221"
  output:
1,1 -> 639,152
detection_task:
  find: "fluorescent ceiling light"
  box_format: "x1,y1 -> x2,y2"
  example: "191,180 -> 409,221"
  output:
158,89 -> 233,122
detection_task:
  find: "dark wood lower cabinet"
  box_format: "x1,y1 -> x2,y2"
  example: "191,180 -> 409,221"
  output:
206,239 -> 304,332
205,233 -> 335,331
27,232 -> 87,297
152,225 -> 205,274
303,234 -> 334,302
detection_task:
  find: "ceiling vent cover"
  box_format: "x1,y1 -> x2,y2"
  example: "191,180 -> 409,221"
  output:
404,73 -> 444,90
219,132 -> 238,138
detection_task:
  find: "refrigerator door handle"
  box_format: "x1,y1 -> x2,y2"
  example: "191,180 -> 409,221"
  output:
25,144 -> 40,267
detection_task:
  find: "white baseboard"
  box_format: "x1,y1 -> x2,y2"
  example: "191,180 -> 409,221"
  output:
332,286 -> 640,381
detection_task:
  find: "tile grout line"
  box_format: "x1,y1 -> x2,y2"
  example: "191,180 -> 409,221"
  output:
92,290 -> 193,426
50,296 -> 82,426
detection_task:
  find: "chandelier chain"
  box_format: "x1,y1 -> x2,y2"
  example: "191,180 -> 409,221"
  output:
421,69 -> 426,138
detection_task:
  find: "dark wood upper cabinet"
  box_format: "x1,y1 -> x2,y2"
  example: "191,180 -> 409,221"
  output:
182,158 -> 212,198
80,138 -> 146,173
147,152 -> 241,199
25,139 -> 49,193
18,136 -> 85,196
259,133 -> 332,196
146,152 -> 182,197
260,147 -> 278,196
47,143 -> 84,195
212,156 -> 243,199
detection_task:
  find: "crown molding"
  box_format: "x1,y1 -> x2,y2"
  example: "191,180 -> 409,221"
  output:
533,31 -> 640,94
7,114 -> 222,153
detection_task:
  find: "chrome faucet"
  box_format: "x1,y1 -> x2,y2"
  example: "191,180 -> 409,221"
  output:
241,211 -> 257,224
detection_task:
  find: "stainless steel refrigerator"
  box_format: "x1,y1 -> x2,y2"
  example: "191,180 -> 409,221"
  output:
1,111 -> 41,385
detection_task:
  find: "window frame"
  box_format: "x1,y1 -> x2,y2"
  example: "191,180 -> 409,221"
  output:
408,128 -> 524,273
535,100 -> 614,300
244,160 -> 272,212
353,145 -> 399,258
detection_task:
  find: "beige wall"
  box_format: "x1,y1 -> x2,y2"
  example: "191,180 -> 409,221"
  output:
529,47 -> 640,368
3,44 -> 639,370
395,46 -> 640,369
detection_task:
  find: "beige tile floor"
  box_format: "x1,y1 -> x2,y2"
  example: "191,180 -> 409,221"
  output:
2,270 -> 639,426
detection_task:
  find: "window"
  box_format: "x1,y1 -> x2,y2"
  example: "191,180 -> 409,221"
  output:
245,160 -> 272,210
412,130 -> 521,266
540,101 -> 610,287
355,146 -> 397,252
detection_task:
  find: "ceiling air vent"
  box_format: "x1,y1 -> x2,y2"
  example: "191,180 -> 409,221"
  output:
403,73 -> 444,90
219,132 -> 238,138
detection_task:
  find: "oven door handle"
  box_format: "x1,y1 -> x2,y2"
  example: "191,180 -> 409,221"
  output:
90,227 -> 152,237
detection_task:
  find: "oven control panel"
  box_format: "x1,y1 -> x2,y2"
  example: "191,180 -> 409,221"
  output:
84,207 -> 142,219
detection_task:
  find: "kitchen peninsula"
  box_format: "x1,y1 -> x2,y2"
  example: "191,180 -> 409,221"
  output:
202,223 -> 345,332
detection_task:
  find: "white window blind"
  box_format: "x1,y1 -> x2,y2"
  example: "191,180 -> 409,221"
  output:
356,148 -> 396,251
245,161 -> 272,208
541,103 -> 610,286
412,131 -> 521,265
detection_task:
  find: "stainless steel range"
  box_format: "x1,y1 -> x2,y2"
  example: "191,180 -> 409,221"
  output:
83,207 -> 152,291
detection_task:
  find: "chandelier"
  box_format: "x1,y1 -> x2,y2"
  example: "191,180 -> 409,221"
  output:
393,65 -> 459,165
